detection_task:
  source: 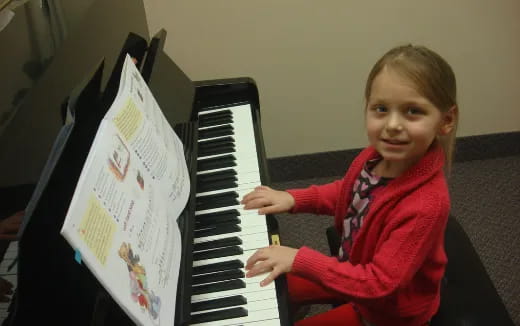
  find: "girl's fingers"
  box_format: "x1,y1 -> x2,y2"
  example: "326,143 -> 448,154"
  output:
260,269 -> 280,287
245,248 -> 265,270
245,247 -> 273,270
244,198 -> 276,210
0,234 -> 17,240
241,186 -> 274,203
246,261 -> 272,278
241,190 -> 267,204
2,223 -> 20,233
243,198 -> 263,210
258,205 -> 282,215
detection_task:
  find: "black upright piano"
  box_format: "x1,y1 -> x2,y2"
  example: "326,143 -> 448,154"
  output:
0,3 -> 290,326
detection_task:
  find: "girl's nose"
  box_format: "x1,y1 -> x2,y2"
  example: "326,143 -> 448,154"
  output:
385,113 -> 403,132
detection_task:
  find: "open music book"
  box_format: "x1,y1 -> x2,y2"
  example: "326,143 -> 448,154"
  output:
60,55 -> 190,326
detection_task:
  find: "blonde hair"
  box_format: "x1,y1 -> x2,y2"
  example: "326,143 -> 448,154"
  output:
364,44 -> 458,174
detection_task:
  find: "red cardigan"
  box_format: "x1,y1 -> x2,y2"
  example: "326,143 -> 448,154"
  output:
287,145 -> 450,326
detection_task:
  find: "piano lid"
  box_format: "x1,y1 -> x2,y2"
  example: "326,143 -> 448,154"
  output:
143,29 -> 196,127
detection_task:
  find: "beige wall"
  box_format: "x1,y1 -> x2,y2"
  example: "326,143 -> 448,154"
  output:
144,0 -> 520,158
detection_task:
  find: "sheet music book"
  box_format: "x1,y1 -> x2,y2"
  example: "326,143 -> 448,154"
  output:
60,55 -> 190,326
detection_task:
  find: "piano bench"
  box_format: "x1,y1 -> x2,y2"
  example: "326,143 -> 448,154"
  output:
325,217 -> 515,326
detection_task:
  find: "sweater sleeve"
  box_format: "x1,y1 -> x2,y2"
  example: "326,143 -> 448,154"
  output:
286,178 -> 344,216
291,192 -> 449,300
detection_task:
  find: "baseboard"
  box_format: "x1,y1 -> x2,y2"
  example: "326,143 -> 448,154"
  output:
268,131 -> 520,182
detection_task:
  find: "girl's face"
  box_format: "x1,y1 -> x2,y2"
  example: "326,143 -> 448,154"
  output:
365,66 -> 453,175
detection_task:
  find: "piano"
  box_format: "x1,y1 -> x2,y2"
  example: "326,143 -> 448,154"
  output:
0,12 -> 290,326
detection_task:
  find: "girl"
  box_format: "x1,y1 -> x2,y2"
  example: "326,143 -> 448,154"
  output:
241,44 -> 458,326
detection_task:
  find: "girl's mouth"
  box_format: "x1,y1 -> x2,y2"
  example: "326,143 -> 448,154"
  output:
382,139 -> 408,145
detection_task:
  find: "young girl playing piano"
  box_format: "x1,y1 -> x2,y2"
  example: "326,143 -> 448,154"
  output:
241,44 -> 458,326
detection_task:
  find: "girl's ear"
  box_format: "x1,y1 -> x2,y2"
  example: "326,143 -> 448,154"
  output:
439,105 -> 458,135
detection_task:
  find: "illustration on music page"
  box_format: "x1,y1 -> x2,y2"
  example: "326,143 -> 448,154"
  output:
119,242 -> 162,320
108,134 -> 130,181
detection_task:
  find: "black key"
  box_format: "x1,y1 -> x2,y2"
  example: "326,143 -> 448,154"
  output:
198,171 -> 237,190
193,246 -> 244,261
197,180 -> 238,193
199,137 -> 235,150
190,307 -> 248,324
197,169 -> 237,182
199,125 -> 234,139
199,109 -> 232,120
199,143 -> 236,157
198,154 -> 236,171
200,114 -> 233,125
196,214 -> 240,228
197,168 -> 237,178
196,197 -> 238,211
192,279 -> 245,295
195,217 -> 240,229
191,295 -> 247,312
193,237 -> 242,251
199,136 -> 234,147
196,210 -> 240,226
198,175 -> 237,186
194,224 -> 241,238
196,209 -> 240,220
199,116 -> 233,128
197,191 -> 238,202
192,269 -> 245,285
193,259 -> 244,275
196,191 -> 239,211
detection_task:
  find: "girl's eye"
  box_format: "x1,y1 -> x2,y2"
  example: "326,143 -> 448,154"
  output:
374,105 -> 387,113
407,107 -> 423,115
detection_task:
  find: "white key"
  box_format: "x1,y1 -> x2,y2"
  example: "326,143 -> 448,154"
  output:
197,152 -> 259,170
197,165 -> 259,176
191,287 -> 277,304
195,204 -> 256,216
190,307 -> 280,326
191,297 -> 278,316
194,232 -> 269,252
193,248 -> 258,268
196,181 -> 260,198
196,188 -> 257,202
194,225 -> 268,245
236,319 -> 280,326
191,277 -> 275,302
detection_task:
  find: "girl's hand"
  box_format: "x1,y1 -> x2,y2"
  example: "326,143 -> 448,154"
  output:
0,211 -> 23,240
245,245 -> 298,287
0,277 -> 13,302
241,186 -> 295,215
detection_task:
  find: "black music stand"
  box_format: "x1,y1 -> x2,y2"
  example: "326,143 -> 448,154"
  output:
11,33 -> 150,326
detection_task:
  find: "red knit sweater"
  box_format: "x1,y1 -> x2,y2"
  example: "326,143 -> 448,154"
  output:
287,145 -> 450,326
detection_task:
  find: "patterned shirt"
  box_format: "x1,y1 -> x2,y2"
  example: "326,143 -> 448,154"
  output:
338,158 -> 390,262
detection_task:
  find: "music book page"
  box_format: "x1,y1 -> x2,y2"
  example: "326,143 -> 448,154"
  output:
60,55 -> 189,326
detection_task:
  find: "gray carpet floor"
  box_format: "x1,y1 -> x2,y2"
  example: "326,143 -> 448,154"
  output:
271,154 -> 520,325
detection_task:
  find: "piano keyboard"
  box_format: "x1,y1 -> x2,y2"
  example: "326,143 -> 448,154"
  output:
0,241 -> 17,323
190,104 -> 281,326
